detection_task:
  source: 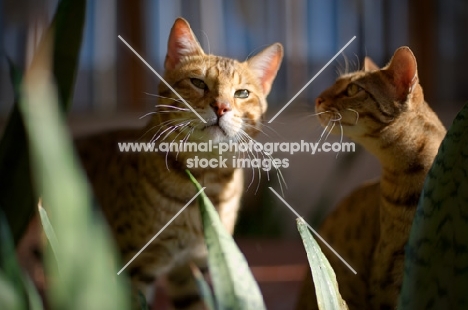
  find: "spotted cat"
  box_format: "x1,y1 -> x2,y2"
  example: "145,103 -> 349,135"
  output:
296,47 -> 446,309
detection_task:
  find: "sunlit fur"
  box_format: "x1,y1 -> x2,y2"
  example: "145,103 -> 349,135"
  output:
75,18 -> 282,309
153,57 -> 266,143
141,19 -> 286,193
297,47 -> 446,309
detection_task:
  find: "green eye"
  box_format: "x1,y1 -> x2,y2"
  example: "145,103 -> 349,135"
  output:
191,78 -> 207,90
234,89 -> 249,99
346,84 -> 362,97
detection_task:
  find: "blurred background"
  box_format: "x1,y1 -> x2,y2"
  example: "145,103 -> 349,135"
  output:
1,0 -> 467,308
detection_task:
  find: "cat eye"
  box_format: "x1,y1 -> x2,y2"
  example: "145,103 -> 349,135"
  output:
234,89 -> 249,99
346,84 -> 362,97
190,78 -> 208,90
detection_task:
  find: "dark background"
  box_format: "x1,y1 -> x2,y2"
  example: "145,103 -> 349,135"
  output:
1,1 -> 467,307
1,0 -> 467,238
2,0 -> 467,113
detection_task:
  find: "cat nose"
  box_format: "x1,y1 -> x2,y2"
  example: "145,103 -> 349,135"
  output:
315,97 -> 324,106
211,101 -> 231,117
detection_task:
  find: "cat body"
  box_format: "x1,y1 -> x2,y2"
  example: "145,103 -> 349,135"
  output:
296,47 -> 446,309
76,18 -> 283,308
76,129 -> 243,307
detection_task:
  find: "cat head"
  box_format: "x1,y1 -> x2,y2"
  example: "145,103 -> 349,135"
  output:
315,47 -> 422,139
152,18 -> 283,145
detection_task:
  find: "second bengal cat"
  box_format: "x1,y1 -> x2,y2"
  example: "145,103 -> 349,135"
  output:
296,47 -> 446,309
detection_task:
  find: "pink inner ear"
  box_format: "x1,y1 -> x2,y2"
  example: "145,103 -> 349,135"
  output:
387,47 -> 418,100
165,18 -> 203,70
247,43 -> 283,95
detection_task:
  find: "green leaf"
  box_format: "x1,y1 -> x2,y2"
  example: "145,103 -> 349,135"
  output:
20,270 -> 44,310
297,218 -> 348,310
0,211 -> 43,310
0,210 -> 27,309
191,264 -> 216,310
137,290 -> 149,310
398,103 -> 468,309
0,270 -> 21,310
186,170 -> 266,310
0,0 -> 86,244
37,202 -> 60,272
17,27 -> 129,309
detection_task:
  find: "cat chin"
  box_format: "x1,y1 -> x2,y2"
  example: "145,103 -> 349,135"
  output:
187,126 -> 232,144
200,126 -> 230,143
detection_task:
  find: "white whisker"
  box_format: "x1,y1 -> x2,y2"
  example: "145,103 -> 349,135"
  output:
237,129 -> 287,195
331,113 -> 342,122
336,118 -> 344,159
318,118 -> 332,145
149,119 -> 186,142
237,131 -> 261,192
170,124 -> 193,160
324,121 -> 335,142
346,108 -> 359,125
139,109 -> 191,120
155,104 -> 190,111
150,118 -> 190,143
144,93 -> 191,105
162,121 -> 193,142
313,111 -> 333,117
139,112 -> 156,120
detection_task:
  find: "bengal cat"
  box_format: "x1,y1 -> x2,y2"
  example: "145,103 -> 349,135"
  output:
296,47 -> 446,309
74,18 -> 282,309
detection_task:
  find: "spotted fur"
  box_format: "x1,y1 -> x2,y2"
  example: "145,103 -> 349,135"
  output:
296,47 -> 446,309
75,18 -> 283,309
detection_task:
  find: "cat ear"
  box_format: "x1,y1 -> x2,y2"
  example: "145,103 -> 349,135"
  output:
385,46 -> 418,101
363,57 -> 379,72
247,43 -> 283,95
165,18 -> 204,70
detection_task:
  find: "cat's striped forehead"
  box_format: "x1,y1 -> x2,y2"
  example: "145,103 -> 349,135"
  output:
156,51 -> 269,142
181,55 -> 259,90
331,74 -> 363,93
336,70 -> 387,93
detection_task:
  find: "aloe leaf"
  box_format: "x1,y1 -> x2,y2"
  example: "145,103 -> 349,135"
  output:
18,31 -> 128,309
0,270 -> 21,310
20,270 -> 44,310
398,103 -> 468,309
191,264 -> 216,310
186,170 -> 266,310
0,0 -> 86,243
137,290 -> 149,310
297,218 -> 348,310
0,211 -> 28,309
0,211 -> 43,310
37,202 -> 60,272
